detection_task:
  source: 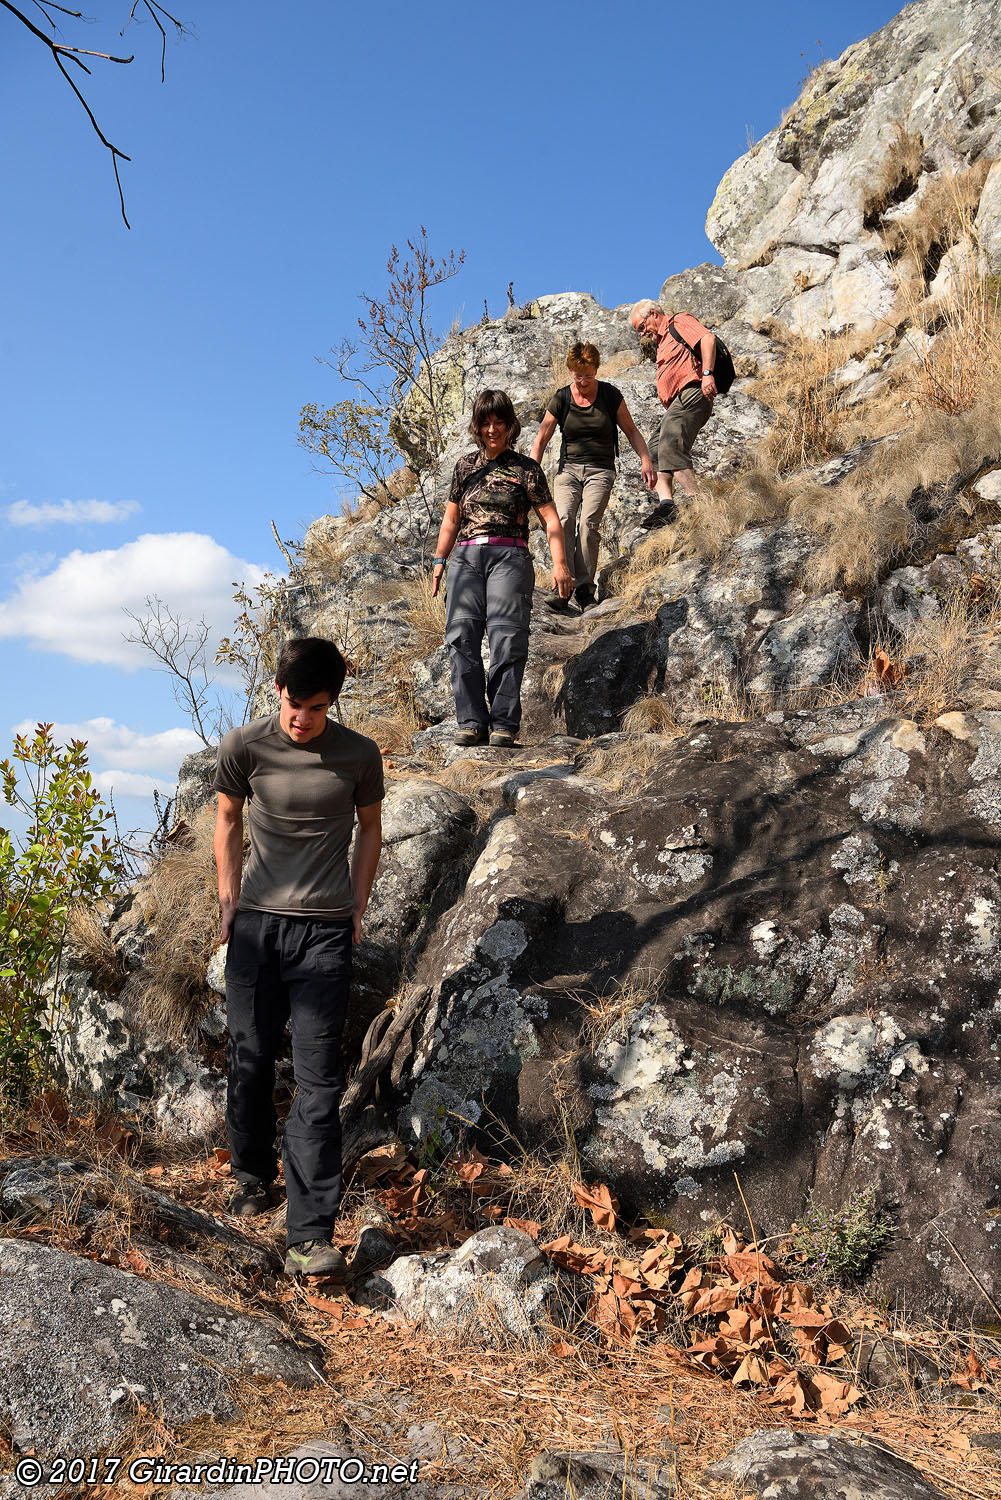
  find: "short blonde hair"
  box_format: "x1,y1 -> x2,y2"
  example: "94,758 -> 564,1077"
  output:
630,298 -> 660,330
567,340 -> 600,372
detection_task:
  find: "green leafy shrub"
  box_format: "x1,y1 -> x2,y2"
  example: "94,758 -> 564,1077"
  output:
792,1186 -> 895,1287
0,725 -> 118,1100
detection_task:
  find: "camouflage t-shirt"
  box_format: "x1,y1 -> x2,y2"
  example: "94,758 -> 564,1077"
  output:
447,449 -> 553,543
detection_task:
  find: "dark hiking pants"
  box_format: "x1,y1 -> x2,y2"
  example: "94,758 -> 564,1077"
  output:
445,544 -> 535,733
225,909 -> 352,1248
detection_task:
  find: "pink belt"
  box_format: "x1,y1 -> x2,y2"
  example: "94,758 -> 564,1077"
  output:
458,536 -> 528,548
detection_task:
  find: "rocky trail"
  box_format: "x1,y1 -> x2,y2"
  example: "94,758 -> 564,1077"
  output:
2,1100 -> 1001,1499
7,0 -> 1001,1492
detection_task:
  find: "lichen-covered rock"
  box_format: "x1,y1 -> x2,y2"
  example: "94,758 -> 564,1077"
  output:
561,520 -> 862,733
365,1226 -> 565,1344
52,959 -> 226,1140
704,0 -> 1001,335
705,1427 -> 951,1499
394,706 -> 1001,1321
0,1239 -> 319,1458
173,744 -> 218,822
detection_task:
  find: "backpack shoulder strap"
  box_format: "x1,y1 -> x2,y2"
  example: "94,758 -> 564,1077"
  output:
666,317 -> 698,360
553,384 -> 572,427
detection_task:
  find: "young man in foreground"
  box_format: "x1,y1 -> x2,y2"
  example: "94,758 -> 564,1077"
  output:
213,636 -> 384,1277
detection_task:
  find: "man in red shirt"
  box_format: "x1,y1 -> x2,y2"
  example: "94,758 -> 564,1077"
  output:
630,300 -> 717,522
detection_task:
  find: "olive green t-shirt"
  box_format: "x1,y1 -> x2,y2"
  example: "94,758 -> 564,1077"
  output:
214,714 -> 385,919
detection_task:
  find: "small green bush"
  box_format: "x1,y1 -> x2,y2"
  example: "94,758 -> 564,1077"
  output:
0,725 -> 117,1100
792,1186 -> 895,1287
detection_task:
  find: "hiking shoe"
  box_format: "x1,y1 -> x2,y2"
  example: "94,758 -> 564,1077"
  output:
573,586 -> 597,612
229,1181 -> 273,1217
284,1239 -> 348,1279
453,726 -> 487,747
640,501 -> 677,529
489,729 -> 517,748
544,593 -> 571,612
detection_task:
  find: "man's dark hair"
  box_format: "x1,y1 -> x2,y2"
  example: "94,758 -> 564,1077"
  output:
469,388 -> 521,452
275,636 -> 347,701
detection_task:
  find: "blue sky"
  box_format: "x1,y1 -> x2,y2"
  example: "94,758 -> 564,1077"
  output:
0,0 -> 901,834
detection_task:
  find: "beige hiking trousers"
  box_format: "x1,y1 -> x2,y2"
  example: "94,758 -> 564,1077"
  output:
552,463 -> 615,591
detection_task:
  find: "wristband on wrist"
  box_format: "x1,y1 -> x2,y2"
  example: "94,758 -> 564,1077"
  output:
433,557 -> 447,566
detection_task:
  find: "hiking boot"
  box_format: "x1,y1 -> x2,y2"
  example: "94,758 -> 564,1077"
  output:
544,594 -> 571,612
284,1239 -> 348,1279
229,1180 -> 273,1217
489,729 -> 517,748
453,726 -> 487,747
640,501 -> 677,529
573,585 -> 597,612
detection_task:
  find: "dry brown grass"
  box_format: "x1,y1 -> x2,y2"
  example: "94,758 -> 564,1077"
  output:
620,695 -> 684,738
123,811 -> 220,1041
861,124 -> 924,228
578,970 -> 664,1053
66,904 -> 126,994
400,570 -> 446,656
598,347 -> 641,379
580,734 -> 672,794
341,683 -> 425,755
894,560 -> 1001,722
748,322 -> 889,470
882,160 -> 992,291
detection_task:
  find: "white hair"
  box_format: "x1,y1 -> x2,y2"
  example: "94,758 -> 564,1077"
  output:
630,298 -> 660,329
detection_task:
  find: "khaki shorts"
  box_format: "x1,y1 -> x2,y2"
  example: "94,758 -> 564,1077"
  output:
655,386 -> 713,472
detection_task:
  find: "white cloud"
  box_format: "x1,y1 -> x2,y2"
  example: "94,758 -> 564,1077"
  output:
0,532 -> 268,667
10,717 -> 204,775
92,769 -> 177,799
9,717 -> 206,810
6,498 -> 141,527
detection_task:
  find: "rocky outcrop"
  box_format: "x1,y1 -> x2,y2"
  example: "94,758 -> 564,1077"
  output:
702,0 -> 1001,334
0,1239 -> 319,1457
390,706 -> 1001,1322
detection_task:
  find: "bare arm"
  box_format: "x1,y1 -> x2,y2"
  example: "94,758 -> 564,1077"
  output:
535,500 -> 572,599
431,500 -> 461,599
530,411 -> 559,463
214,792 -> 245,944
351,799 -> 383,945
699,332 -> 718,400
616,400 -> 657,489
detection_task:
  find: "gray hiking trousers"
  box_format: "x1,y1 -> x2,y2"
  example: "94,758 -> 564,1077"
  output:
445,544 -> 535,733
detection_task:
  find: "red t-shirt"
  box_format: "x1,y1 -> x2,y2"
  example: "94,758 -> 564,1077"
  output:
654,312 -> 712,405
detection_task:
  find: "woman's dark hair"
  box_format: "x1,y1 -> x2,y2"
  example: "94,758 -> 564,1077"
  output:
469,388 -> 521,452
275,636 -> 346,701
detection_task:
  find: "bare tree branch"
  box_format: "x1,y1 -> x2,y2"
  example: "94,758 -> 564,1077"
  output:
3,0 -> 191,226
123,596 -> 226,747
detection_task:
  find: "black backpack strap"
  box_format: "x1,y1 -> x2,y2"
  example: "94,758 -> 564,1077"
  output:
552,385 -> 571,472
667,317 -> 720,379
597,381 -> 621,458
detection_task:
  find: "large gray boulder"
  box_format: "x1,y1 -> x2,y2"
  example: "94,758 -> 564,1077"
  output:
395,705 -> 1001,1322
0,1239 -> 320,1457
706,1427 -> 951,1499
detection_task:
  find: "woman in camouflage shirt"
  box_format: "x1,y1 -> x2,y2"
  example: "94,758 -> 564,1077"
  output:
431,389 -> 572,747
